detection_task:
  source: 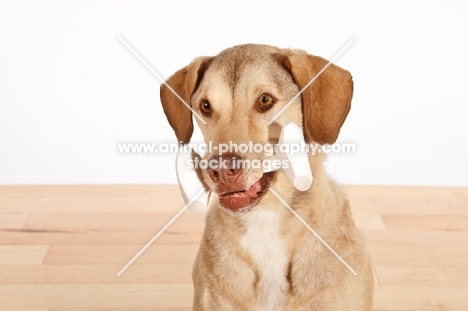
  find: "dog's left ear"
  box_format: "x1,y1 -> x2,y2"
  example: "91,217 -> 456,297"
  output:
160,56 -> 212,144
278,50 -> 353,144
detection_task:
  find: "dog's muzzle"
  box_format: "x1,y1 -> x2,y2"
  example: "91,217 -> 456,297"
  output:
175,122 -> 313,213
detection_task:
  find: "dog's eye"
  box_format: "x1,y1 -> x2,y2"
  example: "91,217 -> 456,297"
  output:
200,100 -> 212,116
258,94 -> 276,111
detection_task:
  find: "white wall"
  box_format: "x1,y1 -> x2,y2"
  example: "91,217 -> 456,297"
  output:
0,0 -> 467,186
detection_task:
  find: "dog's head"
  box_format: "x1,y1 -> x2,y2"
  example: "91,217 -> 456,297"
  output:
160,44 -> 353,213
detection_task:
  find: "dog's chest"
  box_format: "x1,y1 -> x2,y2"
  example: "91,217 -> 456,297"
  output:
240,210 -> 289,310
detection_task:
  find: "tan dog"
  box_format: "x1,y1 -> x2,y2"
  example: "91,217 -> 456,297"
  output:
160,44 -> 373,310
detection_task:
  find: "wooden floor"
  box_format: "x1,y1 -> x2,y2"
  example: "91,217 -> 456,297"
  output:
0,185 -> 467,311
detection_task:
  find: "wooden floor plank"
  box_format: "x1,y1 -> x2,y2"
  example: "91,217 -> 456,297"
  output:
0,213 -> 29,229
0,284 -> 193,308
382,214 -> 468,231
0,228 -> 203,245
353,213 -> 386,230
349,196 -> 468,215
362,230 -> 468,247
22,212 -> 205,231
0,265 -> 192,284
0,245 -> 49,265
373,286 -> 468,310
0,197 -> 185,213
43,245 -> 199,265
49,307 -> 192,311
369,242 -> 468,268
0,185 -> 180,198
376,267 -> 468,287
345,185 -> 458,199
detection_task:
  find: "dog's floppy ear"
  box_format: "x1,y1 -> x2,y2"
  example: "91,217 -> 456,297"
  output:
279,50 -> 353,144
160,57 -> 211,144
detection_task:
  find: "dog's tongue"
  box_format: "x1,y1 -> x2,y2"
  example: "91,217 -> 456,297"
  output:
219,181 -> 263,211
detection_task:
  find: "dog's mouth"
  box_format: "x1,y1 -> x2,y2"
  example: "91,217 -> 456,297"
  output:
218,172 -> 275,212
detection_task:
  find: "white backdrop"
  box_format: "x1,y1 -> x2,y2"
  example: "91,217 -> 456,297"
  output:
1,0 -> 467,186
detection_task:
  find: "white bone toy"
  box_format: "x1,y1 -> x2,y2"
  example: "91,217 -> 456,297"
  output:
175,149 -> 211,214
176,121 -> 313,213
262,121 -> 313,191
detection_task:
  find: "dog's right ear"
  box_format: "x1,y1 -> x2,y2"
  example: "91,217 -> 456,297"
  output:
160,57 -> 212,144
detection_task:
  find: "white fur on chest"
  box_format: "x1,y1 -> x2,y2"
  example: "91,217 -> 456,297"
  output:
240,209 -> 289,310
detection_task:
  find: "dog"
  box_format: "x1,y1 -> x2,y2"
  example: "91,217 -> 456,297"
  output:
160,44 -> 373,310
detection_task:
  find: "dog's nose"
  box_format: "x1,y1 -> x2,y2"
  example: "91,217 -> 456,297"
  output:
207,154 -> 243,184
